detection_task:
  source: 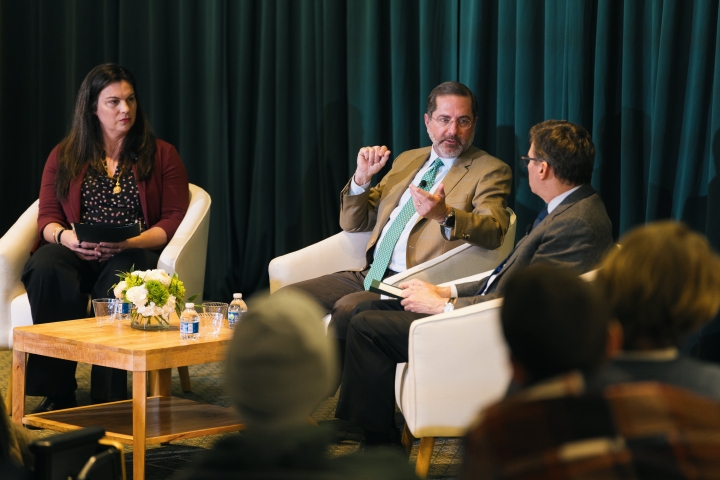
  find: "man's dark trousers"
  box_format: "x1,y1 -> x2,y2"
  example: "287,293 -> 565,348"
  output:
334,300 -> 423,432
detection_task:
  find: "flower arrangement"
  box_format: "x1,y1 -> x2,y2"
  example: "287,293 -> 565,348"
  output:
113,268 -> 198,330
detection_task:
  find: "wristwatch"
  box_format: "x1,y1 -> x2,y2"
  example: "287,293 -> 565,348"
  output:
443,298 -> 457,313
441,207 -> 456,228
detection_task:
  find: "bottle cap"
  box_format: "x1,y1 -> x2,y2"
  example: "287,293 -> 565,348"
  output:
233,293 -> 242,298
185,302 -> 194,309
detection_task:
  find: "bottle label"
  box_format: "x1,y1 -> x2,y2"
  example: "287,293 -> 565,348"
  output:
116,302 -> 132,314
228,312 -> 237,326
181,321 -> 199,334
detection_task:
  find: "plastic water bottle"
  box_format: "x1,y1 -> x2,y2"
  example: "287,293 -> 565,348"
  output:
227,293 -> 247,330
180,302 -> 200,340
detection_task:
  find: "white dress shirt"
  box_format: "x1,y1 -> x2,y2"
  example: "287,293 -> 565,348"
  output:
350,149 -> 456,272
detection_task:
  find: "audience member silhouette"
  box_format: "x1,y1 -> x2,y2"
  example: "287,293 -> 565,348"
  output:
462,264 -> 720,479
596,221 -> 720,400
174,290 -> 416,480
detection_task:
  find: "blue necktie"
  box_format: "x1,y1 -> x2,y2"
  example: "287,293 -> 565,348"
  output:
476,207 -> 549,296
364,159 -> 444,290
533,206 -> 548,230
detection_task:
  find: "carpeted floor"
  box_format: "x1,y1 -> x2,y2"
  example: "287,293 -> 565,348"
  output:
0,351 -> 462,479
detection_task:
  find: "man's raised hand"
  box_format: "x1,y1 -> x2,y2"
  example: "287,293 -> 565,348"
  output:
354,145 -> 391,185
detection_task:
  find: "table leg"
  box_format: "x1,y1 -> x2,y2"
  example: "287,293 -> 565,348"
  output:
156,369 -> 172,396
133,371 -> 147,480
11,350 -> 26,424
148,369 -> 172,396
147,371 -> 157,396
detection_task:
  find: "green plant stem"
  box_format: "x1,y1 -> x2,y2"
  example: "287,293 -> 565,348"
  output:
132,312 -> 170,326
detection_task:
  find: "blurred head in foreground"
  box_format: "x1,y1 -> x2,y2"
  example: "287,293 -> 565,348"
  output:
225,290 -> 338,429
501,264 -> 611,384
596,221 -> 720,351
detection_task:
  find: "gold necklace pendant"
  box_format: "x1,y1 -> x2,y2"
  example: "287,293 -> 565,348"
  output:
106,156 -> 123,194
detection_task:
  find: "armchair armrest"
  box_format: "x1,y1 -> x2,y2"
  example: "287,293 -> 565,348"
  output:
0,200 -> 39,350
157,184 -> 211,302
384,246 -> 497,287
384,207 -> 516,287
437,269 -> 493,287
268,231 -> 371,293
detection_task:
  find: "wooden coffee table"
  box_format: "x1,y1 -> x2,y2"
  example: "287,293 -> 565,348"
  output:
11,316 -> 244,480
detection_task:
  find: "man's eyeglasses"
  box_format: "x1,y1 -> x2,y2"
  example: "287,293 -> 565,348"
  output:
429,116 -> 474,129
520,156 -> 546,168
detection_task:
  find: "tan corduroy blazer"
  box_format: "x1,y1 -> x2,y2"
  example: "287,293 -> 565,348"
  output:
339,145 -> 512,269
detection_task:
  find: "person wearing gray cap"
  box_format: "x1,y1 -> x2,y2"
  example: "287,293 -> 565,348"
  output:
173,290 -> 416,480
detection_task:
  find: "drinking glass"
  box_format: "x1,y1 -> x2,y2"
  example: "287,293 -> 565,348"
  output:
202,302 -> 228,321
92,298 -> 116,324
198,312 -> 223,338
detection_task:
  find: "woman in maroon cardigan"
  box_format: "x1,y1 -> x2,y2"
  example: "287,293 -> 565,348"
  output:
22,64 -> 189,411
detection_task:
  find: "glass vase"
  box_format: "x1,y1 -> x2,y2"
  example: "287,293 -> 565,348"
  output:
130,312 -> 171,331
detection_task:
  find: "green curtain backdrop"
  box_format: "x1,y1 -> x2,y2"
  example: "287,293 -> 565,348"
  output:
1,0 -> 718,301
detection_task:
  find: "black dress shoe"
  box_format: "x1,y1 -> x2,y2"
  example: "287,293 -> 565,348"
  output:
31,395 -> 77,414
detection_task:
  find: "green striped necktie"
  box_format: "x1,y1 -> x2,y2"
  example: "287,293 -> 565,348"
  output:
364,158 -> 444,290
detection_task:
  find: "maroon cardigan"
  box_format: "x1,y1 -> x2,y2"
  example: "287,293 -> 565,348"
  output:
36,139 -> 189,249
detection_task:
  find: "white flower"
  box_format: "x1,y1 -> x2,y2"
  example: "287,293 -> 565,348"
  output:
125,285 -> 149,308
138,303 -> 152,316
114,281 -> 128,299
139,301 -> 168,317
143,269 -> 172,287
161,296 -> 176,316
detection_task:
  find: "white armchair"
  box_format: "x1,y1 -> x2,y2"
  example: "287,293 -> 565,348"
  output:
397,267 -> 603,478
269,231 -> 372,294
268,208 -> 517,328
395,296 -> 511,478
0,183 -> 211,407
0,200 -> 40,350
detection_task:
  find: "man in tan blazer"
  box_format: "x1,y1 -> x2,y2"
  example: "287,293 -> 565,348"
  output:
285,81 -> 511,359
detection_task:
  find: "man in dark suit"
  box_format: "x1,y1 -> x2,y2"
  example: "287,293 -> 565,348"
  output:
335,120 -> 614,445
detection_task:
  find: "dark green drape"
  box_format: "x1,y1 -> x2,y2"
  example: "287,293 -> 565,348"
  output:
1,0 -> 719,301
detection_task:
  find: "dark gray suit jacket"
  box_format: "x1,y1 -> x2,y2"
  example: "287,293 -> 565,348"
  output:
455,184 -> 613,308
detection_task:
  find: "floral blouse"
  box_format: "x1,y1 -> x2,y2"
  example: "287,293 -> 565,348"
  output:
80,163 -> 147,230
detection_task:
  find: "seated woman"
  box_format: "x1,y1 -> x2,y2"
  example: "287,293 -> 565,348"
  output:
595,221 -> 720,400
22,63 -> 188,411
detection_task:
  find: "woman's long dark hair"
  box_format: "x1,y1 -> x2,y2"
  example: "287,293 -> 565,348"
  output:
55,63 -> 156,200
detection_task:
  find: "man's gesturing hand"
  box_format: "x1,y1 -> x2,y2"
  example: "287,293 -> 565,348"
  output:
397,279 -> 452,315
354,145 -> 391,185
409,183 -> 452,223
